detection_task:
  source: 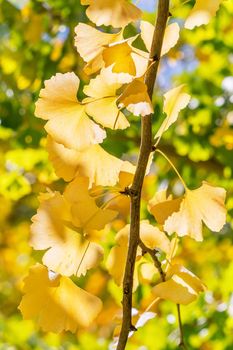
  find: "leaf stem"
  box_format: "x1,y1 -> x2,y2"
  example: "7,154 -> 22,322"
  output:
176,304 -> 188,349
155,148 -> 187,190
116,1 -> 170,349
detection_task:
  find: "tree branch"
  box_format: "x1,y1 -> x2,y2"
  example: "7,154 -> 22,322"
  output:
116,1 -> 170,349
139,240 -> 166,282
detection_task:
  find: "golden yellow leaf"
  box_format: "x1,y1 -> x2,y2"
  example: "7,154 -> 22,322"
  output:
118,79 -> 153,116
185,0 -> 223,29
164,182 -> 227,241
102,41 -> 136,75
140,21 -> 180,56
31,191 -> 104,276
106,224 -> 129,286
153,264 -> 206,305
107,221 -> 169,286
74,23 -> 122,75
81,0 -> 142,28
19,264 -> 103,332
47,137 -> 134,186
35,73 -> 106,150
155,85 -> 191,139
139,220 -> 171,254
47,136 -> 78,182
148,189 -> 182,225
84,68 -> 129,129
64,176 -> 117,230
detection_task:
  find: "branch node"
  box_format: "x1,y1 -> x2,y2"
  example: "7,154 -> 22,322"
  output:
151,145 -> 157,152
153,54 -> 160,62
121,187 -> 138,198
130,324 -> 138,332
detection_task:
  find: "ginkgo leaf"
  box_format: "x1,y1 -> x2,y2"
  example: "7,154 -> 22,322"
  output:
185,0 -> 223,30
74,23 -> 122,75
102,41 -> 137,76
19,264 -> 103,332
164,182 -> 227,241
64,176 -> 117,230
148,189 -> 182,225
106,224 -> 129,286
140,21 -> 180,56
155,85 -> 191,139
30,191 -> 105,276
118,79 -> 153,117
35,72 -> 106,150
84,68 -> 129,129
107,221 -> 169,286
153,264 -> 206,305
139,220 -> 171,254
47,136 -> 135,186
81,0 -> 142,28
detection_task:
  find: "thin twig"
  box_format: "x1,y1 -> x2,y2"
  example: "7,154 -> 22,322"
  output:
116,1 -> 170,349
177,304 -> 188,349
139,240 -> 166,282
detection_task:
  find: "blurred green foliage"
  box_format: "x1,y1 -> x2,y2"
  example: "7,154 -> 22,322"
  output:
0,0 -> 233,349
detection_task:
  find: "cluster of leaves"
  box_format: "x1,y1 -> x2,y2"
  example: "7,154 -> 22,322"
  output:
1,0 -> 233,349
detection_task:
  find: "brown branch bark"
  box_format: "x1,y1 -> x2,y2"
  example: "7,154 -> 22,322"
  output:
116,1 -> 170,349
139,240 -> 166,282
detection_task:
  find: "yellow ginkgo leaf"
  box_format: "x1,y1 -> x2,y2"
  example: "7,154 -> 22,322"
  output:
148,189 -> 182,225
102,41 -> 137,76
106,225 -> 129,286
155,85 -> 191,139
140,21 -> 180,56
47,137 -> 134,186
35,72 -> 106,150
164,182 -> 227,241
153,264 -> 206,305
107,221 -> 169,286
139,220 -> 171,254
118,79 -> 153,116
74,23 -> 122,75
84,68 -> 129,129
81,0 -> 142,28
47,136 -> 78,182
30,191 -> 104,276
64,176 -> 117,230
185,0 -> 223,30
19,264 -> 103,332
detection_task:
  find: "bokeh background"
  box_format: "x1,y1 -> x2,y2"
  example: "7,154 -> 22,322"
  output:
0,0 -> 233,349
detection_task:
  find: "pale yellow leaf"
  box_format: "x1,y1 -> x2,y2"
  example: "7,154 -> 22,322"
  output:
140,21 -> 180,56
30,191 -> 104,276
82,0 -> 142,28
64,176 -> 117,230
148,189 -> 182,225
107,221 -> 169,286
164,182 -> 227,241
155,85 -> 191,139
47,137 -> 134,187
86,97 -> 129,129
84,68 -> 129,129
35,73 -> 106,150
106,224 -> 139,289
19,264 -> 102,332
74,23 -> 121,74
139,220 -> 170,253
118,79 -> 153,116
185,0 -> 223,30
153,264 -> 206,305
